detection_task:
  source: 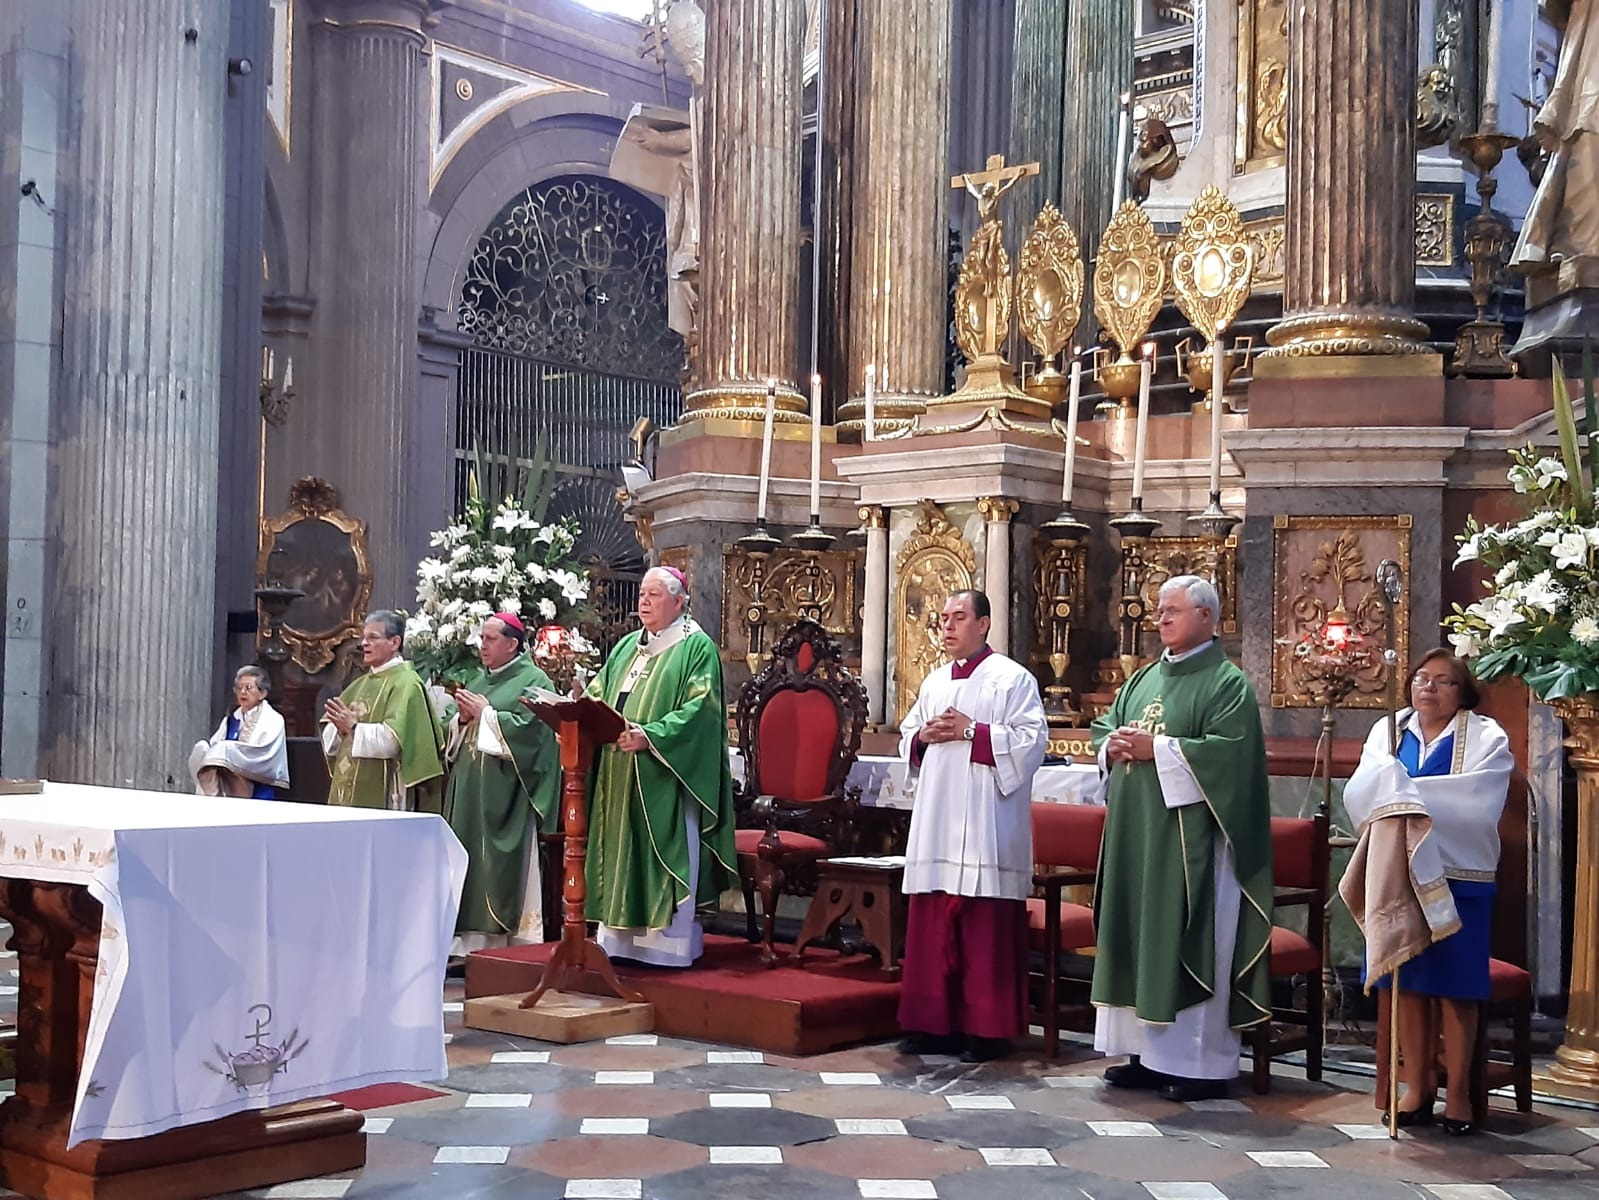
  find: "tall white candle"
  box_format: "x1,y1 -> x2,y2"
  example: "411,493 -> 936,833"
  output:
1111,92 -> 1132,211
809,373 -> 823,520
864,364 -> 877,442
283,356 -> 294,391
1061,355 -> 1083,503
1482,0 -> 1505,130
756,380 -> 776,525
1209,330 -> 1226,497
1130,350 -> 1153,502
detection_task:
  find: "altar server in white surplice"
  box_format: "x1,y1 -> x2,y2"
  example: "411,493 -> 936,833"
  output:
896,589 -> 1049,1063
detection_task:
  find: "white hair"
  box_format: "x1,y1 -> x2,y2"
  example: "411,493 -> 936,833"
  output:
1159,574 -> 1219,624
234,664 -> 270,695
643,566 -> 687,601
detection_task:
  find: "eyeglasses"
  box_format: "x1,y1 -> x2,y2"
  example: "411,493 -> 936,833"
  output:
1411,673 -> 1460,691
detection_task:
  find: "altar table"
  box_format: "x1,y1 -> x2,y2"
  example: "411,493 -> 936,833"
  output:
730,750 -> 1101,809
0,783 -> 466,1199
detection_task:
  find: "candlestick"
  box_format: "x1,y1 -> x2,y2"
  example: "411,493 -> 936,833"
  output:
1061,355 -> 1083,503
260,346 -> 274,386
864,364 -> 877,442
1209,330 -> 1225,497
756,380 -> 776,525
1111,92 -> 1132,211
809,373 -> 822,520
1130,351 -> 1152,502
283,356 -> 294,391
1482,0 -> 1504,130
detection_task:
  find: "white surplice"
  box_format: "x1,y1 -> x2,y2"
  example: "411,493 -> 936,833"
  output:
188,700 -> 290,793
898,649 -> 1048,900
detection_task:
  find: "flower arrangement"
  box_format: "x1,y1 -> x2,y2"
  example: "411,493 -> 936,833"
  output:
405,475 -> 596,687
1444,357 -> 1599,700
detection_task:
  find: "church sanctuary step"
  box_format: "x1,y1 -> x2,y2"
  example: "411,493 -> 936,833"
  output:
465,934 -> 901,1056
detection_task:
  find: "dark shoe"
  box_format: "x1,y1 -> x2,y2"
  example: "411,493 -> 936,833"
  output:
898,1032 -> 962,1057
1103,1057 -> 1164,1090
1157,1076 -> 1231,1103
959,1036 -> 1011,1063
1440,1116 -> 1477,1136
1393,1102 -> 1435,1128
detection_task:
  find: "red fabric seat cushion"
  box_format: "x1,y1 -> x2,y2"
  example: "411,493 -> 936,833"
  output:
734,828 -> 829,857
1025,897 -> 1097,952
1268,924 -> 1320,976
1488,957 -> 1531,1004
1031,802 -> 1106,870
1271,817 -> 1317,890
755,688 -> 839,802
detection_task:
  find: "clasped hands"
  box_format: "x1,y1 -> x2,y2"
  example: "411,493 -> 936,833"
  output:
918,706 -> 973,745
1103,725 -> 1156,765
453,689 -> 490,722
323,698 -> 358,738
616,724 -> 651,753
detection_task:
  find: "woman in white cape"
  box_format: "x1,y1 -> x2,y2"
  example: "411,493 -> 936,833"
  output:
189,665 -> 291,799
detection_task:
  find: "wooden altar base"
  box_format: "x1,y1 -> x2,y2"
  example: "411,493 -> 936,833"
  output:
466,935 -> 902,1056
465,990 -> 655,1044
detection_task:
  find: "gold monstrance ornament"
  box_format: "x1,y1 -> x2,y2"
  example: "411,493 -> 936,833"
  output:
1017,204 -> 1085,411
1092,200 -> 1166,413
1170,186 -> 1255,412
920,154 -> 1052,434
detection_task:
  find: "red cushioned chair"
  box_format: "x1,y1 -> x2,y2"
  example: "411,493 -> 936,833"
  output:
1247,805 -> 1330,1093
733,619 -> 868,965
1029,801 -> 1106,1057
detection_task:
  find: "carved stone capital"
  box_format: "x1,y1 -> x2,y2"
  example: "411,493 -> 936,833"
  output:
976,496 -> 1019,523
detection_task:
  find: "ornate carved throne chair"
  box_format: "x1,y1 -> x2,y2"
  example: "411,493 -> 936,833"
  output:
733,618 -> 869,965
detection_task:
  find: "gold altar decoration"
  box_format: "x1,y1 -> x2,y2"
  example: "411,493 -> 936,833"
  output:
1092,201 -> 1167,411
1169,187 -> 1255,343
1016,204 -> 1085,411
1032,538 -> 1089,721
256,478 -> 373,675
1269,515 -> 1411,709
920,154 -> 1053,434
1234,0 -> 1288,174
893,500 -> 976,722
1540,695 -> 1599,1103
719,547 -> 857,665
1415,194 -> 1455,268
1135,535 -> 1240,636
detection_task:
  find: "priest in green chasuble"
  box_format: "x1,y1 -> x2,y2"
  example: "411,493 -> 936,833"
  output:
322,610 -> 446,812
1090,575 -> 1274,1102
443,613 -> 560,953
585,565 -> 736,967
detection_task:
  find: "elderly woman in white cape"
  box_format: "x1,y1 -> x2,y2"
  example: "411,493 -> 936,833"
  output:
1342,649 -> 1513,1136
189,665 -> 291,799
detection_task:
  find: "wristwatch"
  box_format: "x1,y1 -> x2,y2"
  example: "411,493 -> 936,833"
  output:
962,724 -> 976,741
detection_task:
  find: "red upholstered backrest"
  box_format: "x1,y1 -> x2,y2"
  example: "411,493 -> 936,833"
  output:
756,687 -> 839,802
1031,802 -> 1106,870
1271,816 -> 1316,890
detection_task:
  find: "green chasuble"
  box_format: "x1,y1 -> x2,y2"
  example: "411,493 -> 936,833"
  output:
586,619 -> 737,930
443,655 -> 560,937
324,659 -> 446,813
1089,641 -> 1274,1028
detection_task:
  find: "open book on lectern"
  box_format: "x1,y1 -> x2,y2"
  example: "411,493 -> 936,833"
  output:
519,688 -> 627,745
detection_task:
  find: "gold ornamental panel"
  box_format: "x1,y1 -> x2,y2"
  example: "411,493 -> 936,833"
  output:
1415,194 -> 1455,267
256,478 -> 373,675
1245,218 -> 1286,289
1269,515 -> 1412,709
718,548 -> 858,663
894,500 -> 976,723
1235,0 -> 1289,173
1136,535 -> 1240,636
1017,205 -> 1084,362
1169,187 -> 1255,342
1093,201 -> 1166,358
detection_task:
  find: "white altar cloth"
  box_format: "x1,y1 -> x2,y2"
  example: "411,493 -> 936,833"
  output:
728,751 -> 1100,809
0,783 -> 467,1147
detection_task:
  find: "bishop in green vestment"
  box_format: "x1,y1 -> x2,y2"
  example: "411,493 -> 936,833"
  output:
1090,575 -> 1273,1101
443,614 -> 560,951
322,610 -> 446,813
586,566 -> 736,967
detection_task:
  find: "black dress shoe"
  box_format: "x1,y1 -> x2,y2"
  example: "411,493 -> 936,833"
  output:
1103,1057 -> 1164,1090
1393,1103 -> 1435,1128
1157,1076 -> 1231,1103
1440,1116 -> 1477,1136
898,1032 -> 962,1056
960,1036 -> 1011,1063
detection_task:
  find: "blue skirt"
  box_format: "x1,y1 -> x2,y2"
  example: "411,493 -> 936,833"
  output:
1364,880 -> 1495,1000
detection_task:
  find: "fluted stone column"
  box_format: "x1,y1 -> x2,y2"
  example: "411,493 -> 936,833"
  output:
684,0 -> 806,422
1262,0 -> 1431,359
1008,0 -> 1068,237
296,0 -> 429,603
860,505 -> 889,725
47,0 -> 227,787
834,0 -> 951,436
979,498 -> 1018,656
815,0 -> 859,422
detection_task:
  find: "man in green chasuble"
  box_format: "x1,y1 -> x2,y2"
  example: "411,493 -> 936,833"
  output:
443,613 -> 559,953
322,610 -> 446,813
1090,575 -> 1274,1102
586,565 -> 735,967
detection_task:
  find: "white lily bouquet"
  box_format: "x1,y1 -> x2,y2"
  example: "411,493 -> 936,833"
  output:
406,476 -> 595,687
1445,361 -> 1599,700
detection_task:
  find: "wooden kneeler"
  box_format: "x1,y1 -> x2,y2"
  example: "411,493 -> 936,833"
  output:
464,695 -> 655,1043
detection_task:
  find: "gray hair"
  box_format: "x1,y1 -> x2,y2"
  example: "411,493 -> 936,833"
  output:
643,566 -> 688,601
1159,574 -> 1219,624
234,664 -> 271,695
363,609 -> 406,644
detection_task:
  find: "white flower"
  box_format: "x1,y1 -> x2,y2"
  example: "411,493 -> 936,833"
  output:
1521,570 -> 1564,614
468,564 -> 499,585
492,510 -> 521,533
1481,597 -> 1527,641
1551,530 -> 1590,571
538,597 -> 556,620
1533,457 -> 1568,489
1448,628 -> 1482,658
1454,532 -> 1483,566
467,600 -> 493,620
1574,617 -> 1599,646
436,622 -> 457,644
1493,562 -> 1518,588
497,596 -> 522,614
532,525 -> 556,546
1509,465 -> 1535,494
405,614 -> 434,638
526,563 -> 549,585
1585,527 -> 1599,548
551,568 -> 588,605
449,543 -> 472,563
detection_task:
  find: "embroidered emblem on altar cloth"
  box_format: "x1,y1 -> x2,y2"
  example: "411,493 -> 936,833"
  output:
204,1003 -> 310,1093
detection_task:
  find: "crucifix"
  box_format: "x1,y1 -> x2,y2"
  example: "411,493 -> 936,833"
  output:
945,153 -> 1040,392
950,153 -> 1039,227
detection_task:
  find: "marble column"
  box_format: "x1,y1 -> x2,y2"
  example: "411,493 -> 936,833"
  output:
815,0 -> 859,422
296,0 -> 429,604
834,0 -> 951,436
47,0 -> 228,787
860,506 -> 889,726
1262,0 -> 1431,358
684,0 -> 806,422
978,497 -> 1018,656
1008,0 -> 1068,236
